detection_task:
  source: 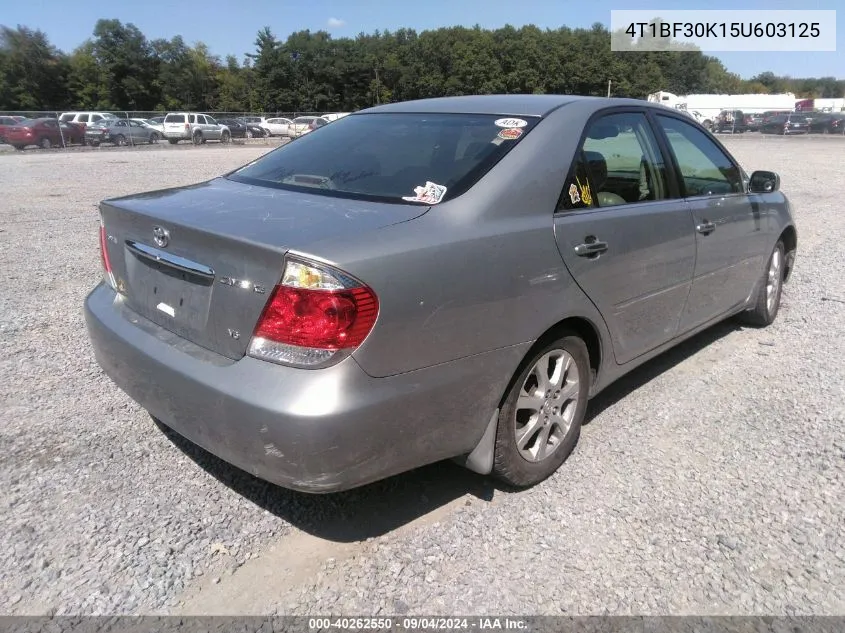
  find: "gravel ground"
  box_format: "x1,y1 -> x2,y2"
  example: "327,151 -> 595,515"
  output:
1,135 -> 844,616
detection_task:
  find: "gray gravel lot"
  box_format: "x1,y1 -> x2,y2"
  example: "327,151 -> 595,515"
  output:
1,136 -> 844,616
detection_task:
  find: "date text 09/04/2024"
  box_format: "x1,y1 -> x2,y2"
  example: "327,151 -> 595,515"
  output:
308,617 -> 529,630
625,21 -> 821,39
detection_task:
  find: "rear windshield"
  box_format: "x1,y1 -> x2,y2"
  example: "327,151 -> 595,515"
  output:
228,113 -> 538,204
165,114 -> 186,123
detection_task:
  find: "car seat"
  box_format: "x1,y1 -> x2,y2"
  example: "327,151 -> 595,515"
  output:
584,151 -> 627,206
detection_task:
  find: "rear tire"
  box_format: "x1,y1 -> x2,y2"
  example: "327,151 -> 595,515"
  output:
114,134 -> 126,146
13,145 -> 25,151
192,132 -> 203,145
739,240 -> 785,327
168,139 -> 179,145
492,333 -> 590,488
39,137 -> 52,149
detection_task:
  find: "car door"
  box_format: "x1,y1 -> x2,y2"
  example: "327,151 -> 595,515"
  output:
653,113 -> 769,332
553,109 -> 696,365
204,115 -> 222,139
127,120 -> 146,142
41,119 -> 61,144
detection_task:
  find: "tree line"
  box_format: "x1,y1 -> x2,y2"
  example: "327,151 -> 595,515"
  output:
1,20 -> 843,113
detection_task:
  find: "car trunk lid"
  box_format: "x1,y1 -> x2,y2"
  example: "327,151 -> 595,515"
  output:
100,177 -> 429,360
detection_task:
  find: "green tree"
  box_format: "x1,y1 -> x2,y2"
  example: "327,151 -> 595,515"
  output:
0,26 -> 69,110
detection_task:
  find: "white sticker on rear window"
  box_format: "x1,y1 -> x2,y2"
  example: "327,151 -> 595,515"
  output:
156,302 -> 175,317
494,118 -> 528,128
402,181 -> 447,204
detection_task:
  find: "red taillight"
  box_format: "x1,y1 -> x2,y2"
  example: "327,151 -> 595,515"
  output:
99,220 -> 116,289
248,258 -> 379,367
255,285 -> 377,350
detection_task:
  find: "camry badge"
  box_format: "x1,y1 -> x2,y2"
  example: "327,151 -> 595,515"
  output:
152,226 -> 170,248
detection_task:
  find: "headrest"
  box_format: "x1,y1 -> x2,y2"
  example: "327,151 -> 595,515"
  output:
583,150 -> 608,189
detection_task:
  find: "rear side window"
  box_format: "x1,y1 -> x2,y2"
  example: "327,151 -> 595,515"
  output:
560,111 -> 669,209
165,114 -> 186,123
78,114 -> 90,122
60,114 -> 74,122
229,113 -> 539,204
656,115 -> 743,196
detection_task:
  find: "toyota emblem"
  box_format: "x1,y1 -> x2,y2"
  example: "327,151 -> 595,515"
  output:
152,226 -> 170,248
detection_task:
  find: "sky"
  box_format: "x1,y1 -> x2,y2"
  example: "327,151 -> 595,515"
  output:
6,0 -> 843,80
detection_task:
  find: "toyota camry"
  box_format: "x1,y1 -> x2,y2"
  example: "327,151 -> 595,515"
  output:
84,95 -> 797,493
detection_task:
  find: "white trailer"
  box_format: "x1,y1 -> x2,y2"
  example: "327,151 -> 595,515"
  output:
648,91 -> 797,127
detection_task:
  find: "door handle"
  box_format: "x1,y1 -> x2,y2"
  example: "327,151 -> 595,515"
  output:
696,221 -> 716,235
574,239 -> 609,257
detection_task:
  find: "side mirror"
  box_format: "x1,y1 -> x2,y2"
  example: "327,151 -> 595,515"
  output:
748,170 -> 780,193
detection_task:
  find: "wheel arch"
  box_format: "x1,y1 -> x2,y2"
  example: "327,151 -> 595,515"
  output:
779,224 -> 797,282
499,315 -> 604,410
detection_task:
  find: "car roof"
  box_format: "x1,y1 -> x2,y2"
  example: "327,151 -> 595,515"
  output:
357,95 -> 650,117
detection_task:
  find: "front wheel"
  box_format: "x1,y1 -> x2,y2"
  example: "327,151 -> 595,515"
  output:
492,334 -> 590,488
168,139 -> 179,145
221,131 -> 231,143
149,132 -> 160,144
739,240 -> 785,327
13,145 -> 25,151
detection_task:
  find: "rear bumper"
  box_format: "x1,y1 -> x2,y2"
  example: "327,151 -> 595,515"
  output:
84,283 -> 527,493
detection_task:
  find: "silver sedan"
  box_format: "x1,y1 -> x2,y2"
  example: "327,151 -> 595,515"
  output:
85,95 -> 797,493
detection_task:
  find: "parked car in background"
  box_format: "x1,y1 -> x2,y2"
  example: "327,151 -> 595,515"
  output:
163,113 -> 231,144
59,112 -> 119,129
290,116 -> 328,137
760,110 -> 792,126
0,115 -> 26,143
302,116 -> 330,136
713,110 -> 748,133
85,95 -> 796,494
217,119 -> 268,139
86,119 -> 161,146
760,113 -> 810,135
131,118 -> 165,134
263,117 -> 293,137
808,112 -> 845,134
237,116 -> 273,136
745,113 -> 763,131
148,116 -> 165,127
323,112 -> 351,122
4,118 -> 85,149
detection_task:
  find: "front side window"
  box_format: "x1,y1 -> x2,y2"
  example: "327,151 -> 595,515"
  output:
656,115 -> 743,196
564,111 -> 669,209
229,113 -> 539,204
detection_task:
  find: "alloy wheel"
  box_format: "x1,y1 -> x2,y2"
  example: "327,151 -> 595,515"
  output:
514,349 -> 580,462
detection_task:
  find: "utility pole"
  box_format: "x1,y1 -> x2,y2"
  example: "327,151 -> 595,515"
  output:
374,66 -> 381,105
